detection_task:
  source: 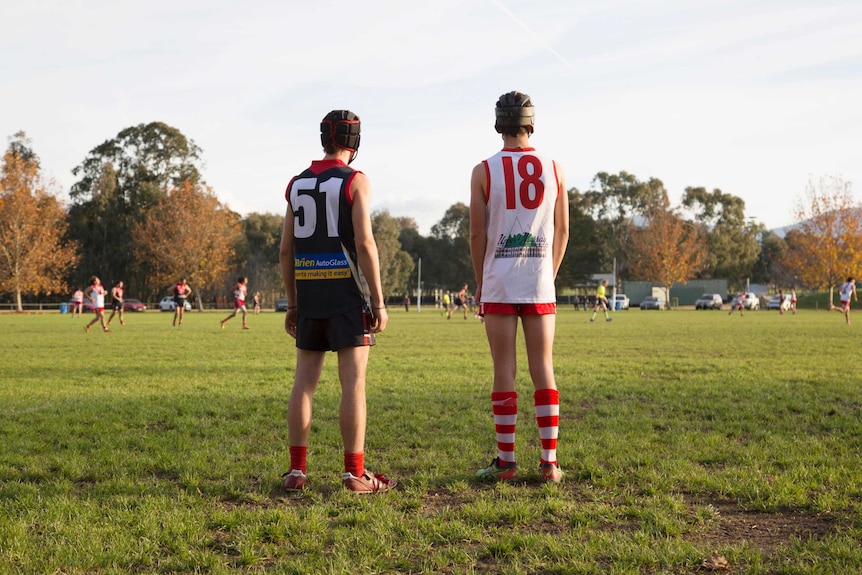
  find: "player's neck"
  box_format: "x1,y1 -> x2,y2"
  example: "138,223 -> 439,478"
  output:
501,134 -> 531,149
322,149 -> 353,164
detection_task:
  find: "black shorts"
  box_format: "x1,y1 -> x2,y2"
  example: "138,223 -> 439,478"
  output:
296,305 -> 375,351
112,300 -> 122,311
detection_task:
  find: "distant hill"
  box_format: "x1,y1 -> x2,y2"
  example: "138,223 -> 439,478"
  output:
770,223 -> 797,238
767,207 -> 862,238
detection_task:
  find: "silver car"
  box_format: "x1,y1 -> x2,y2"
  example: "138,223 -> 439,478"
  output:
159,296 -> 192,312
640,296 -> 666,310
695,293 -> 723,310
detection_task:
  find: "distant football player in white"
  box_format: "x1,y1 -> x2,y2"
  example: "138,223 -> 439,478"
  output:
830,277 -> 857,324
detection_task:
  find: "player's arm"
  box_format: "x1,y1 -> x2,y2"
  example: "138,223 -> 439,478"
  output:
350,172 -> 388,333
469,163 -> 488,303
279,201 -> 298,338
551,161 -> 569,279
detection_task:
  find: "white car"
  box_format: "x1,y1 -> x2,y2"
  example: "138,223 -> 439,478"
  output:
695,293 -> 723,310
730,293 -> 760,311
159,296 -> 192,312
766,294 -> 792,311
613,294 -> 630,310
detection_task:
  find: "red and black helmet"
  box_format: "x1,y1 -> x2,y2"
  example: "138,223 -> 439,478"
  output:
321,110 -> 361,153
494,91 -> 534,134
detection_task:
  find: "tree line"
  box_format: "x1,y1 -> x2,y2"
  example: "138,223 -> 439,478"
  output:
1,125 -> 860,312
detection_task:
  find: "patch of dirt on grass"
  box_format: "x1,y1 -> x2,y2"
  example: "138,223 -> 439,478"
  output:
687,499 -> 839,555
417,488 -> 842,560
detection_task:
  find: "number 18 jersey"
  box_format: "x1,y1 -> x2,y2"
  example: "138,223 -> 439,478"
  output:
480,147 -> 560,304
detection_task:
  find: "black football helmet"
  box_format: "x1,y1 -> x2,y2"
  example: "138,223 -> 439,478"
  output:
321,110 -> 361,162
494,91 -> 534,134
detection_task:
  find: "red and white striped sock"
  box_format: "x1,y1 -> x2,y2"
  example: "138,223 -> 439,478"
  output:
534,388 -> 559,465
491,391 -> 518,463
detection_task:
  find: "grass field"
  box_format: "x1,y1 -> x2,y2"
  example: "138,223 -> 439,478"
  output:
1,306 -> 861,574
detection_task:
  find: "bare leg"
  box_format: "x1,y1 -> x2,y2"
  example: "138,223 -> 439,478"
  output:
337,346 -> 370,453
521,314 -> 557,391
483,314 -> 519,393
288,349 -> 326,447
221,308 -> 238,326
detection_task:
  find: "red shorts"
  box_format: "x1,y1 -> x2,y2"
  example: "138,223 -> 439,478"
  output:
479,302 -> 556,316
234,299 -> 246,309
841,300 -> 851,310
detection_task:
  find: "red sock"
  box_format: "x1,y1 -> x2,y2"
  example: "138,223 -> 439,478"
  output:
534,388 -> 559,465
344,451 -> 364,477
491,391 -> 518,463
289,445 -> 307,474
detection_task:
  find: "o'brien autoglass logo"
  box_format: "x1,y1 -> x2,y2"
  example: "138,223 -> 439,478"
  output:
295,253 -> 352,280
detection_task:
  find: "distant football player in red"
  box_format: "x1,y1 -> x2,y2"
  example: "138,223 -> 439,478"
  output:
107,280 -> 125,326
171,278 -> 192,327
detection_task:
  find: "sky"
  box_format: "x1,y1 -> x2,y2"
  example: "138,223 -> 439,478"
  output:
3,0 -> 862,235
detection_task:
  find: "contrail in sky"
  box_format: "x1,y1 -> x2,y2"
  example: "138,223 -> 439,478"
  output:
491,0 -> 577,73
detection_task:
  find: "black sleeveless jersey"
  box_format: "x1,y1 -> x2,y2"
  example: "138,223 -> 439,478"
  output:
286,159 -> 369,319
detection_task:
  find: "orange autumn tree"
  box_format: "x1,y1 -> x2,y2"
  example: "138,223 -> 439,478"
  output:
782,175 -> 862,301
627,199 -> 707,306
132,180 -> 243,304
0,132 -> 79,311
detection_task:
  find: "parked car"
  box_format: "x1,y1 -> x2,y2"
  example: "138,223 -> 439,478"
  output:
159,296 -> 192,312
695,293 -> 723,310
122,298 -> 146,312
613,294 -> 630,310
640,296 -> 666,310
766,294 -> 792,311
275,298 -> 290,312
730,293 -> 760,311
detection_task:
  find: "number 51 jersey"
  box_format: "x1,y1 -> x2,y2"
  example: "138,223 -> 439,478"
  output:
480,147 -> 560,305
286,159 -> 370,319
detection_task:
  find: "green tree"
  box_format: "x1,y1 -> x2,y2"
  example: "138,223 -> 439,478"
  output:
239,212 -> 284,305
372,210 -> 415,300
430,202 -> 470,242
557,188 -> 607,288
681,187 -> 762,285
584,171 -> 668,278
752,230 -> 790,286
67,122 -> 203,292
0,132 -> 79,310
427,202 -> 473,291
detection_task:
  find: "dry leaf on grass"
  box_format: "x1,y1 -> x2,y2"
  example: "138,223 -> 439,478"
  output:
701,550 -> 730,571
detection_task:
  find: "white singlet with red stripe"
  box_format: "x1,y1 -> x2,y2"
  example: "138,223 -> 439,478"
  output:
480,147 -> 559,304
